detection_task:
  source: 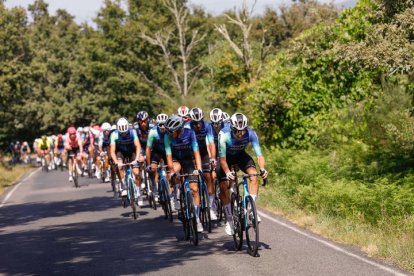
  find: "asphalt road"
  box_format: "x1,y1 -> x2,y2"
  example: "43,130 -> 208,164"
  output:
0,168 -> 410,276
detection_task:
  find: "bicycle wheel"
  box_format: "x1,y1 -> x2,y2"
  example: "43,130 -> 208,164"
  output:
179,186 -> 190,240
60,157 -> 64,171
231,192 -> 243,251
187,191 -> 198,246
128,178 -> 137,220
73,163 -> 79,188
159,178 -> 172,222
200,181 -> 211,233
214,179 -> 223,222
100,163 -> 105,183
245,195 -> 259,256
87,158 -> 93,178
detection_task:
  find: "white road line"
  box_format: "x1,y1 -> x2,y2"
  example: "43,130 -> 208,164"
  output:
258,210 -> 407,276
0,168 -> 41,208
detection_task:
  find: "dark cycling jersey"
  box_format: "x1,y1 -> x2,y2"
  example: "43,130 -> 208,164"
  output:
99,132 -> 111,149
218,126 -> 262,158
136,125 -> 149,150
57,138 -> 65,149
147,126 -> 166,153
190,120 -> 214,154
164,128 -> 199,160
110,129 -> 138,153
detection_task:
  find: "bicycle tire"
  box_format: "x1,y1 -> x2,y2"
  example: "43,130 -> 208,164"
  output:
159,178 -> 172,222
214,179 -> 223,221
179,186 -> 190,240
245,195 -> 260,256
187,191 -> 199,246
60,157 -> 64,171
87,159 -> 93,178
128,178 -> 137,220
200,181 -> 211,233
231,192 -> 243,251
150,178 -> 157,210
73,163 -> 79,188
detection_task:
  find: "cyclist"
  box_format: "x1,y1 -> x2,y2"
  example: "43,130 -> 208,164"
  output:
97,122 -> 112,183
164,115 -> 204,232
33,138 -> 41,166
110,117 -> 144,201
38,135 -> 52,169
146,113 -> 169,203
136,111 -> 150,157
64,127 -> 83,182
91,124 -> 102,179
189,107 -> 218,220
21,141 -> 31,164
218,113 -> 268,235
81,127 -> 94,176
55,134 -> 66,167
177,105 -> 191,128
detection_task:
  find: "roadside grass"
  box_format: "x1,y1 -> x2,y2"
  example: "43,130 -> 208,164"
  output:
259,148 -> 414,273
0,157 -> 33,195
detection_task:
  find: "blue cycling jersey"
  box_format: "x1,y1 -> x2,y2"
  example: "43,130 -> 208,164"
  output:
110,129 -> 138,152
164,128 -> 199,160
218,126 -> 262,157
147,126 -> 166,153
190,120 -> 214,152
135,125 -> 149,149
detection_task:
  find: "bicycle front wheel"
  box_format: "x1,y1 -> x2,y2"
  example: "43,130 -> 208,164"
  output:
187,191 -> 198,246
214,179 -> 223,222
128,178 -> 137,220
231,192 -> 243,251
200,182 -> 211,233
180,188 -> 189,240
245,195 -> 259,257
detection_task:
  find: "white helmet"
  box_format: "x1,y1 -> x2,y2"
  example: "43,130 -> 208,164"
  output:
190,107 -> 203,122
111,124 -> 117,131
101,122 -> 111,131
210,108 -> 223,123
83,127 -> 90,133
77,127 -> 83,133
222,112 -> 230,123
165,115 -> 184,133
177,105 -> 189,117
230,113 -> 248,131
117,117 -> 129,133
156,113 -> 169,124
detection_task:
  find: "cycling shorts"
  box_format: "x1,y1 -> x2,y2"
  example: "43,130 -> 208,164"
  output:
116,151 -> 138,168
150,150 -> 167,165
218,151 -> 256,182
173,157 -> 197,184
67,147 -> 80,157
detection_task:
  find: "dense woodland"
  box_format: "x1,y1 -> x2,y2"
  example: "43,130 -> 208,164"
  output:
1,0 -> 414,269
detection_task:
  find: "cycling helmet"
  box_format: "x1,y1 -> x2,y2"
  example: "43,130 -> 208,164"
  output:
83,127 -> 90,133
190,107 -> 203,122
137,111 -> 149,121
156,113 -> 169,124
111,124 -> 116,131
101,122 -> 111,131
57,134 -> 63,139
117,117 -> 129,133
52,135 -> 57,140
222,112 -> 230,123
41,135 -> 47,141
68,127 -> 76,134
165,114 -> 184,133
77,127 -> 83,133
210,108 -> 223,123
230,113 -> 248,131
177,105 -> 189,117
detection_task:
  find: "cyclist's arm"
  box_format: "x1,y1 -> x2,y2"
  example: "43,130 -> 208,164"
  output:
146,130 -> 156,165
218,130 -> 231,174
190,130 -> 202,171
109,132 -> 117,162
207,125 -> 216,160
164,135 -> 173,171
249,129 -> 266,170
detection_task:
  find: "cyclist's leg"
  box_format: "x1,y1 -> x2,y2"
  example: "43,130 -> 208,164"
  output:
67,150 -> 74,177
240,152 -> 259,198
200,151 -> 214,210
115,151 -> 126,189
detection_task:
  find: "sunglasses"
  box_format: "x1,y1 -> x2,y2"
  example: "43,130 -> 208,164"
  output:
232,129 -> 246,136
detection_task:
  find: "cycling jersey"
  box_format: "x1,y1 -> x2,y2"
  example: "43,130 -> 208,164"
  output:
147,126 -> 166,153
99,131 -> 111,149
38,139 -> 51,150
110,129 -> 138,153
56,138 -> 65,149
190,120 -> 214,153
218,126 -> 262,158
135,125 -> 149,150
82,132 -> 94,146
164,128 -> 199,160
65,133 -> 81,149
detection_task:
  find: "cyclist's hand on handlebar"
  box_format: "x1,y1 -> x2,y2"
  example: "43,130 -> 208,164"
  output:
260,168 -> 268,179
226,171 -> 235,181
193,169 -> 199,176
100,151 -> 106,157
137,155 -> 144,162
210,159 -> 216,168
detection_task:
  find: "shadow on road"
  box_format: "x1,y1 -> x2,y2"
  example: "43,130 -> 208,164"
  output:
0,215 -> 235,275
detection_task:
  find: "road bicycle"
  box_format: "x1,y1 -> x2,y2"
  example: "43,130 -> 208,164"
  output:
198,167 -> 211,233
157,164 -> 173,222
140,161 -> 157,210
230,166 -> 267,256
68,154 -> 80,188
99,152 -> 110,183
119,160 -> 139,220
172,172 -> 199,246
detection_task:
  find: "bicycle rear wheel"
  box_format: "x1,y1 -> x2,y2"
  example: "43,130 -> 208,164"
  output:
245,195 -> 259,256
150,178 -> 157,210
231,192 -> 243,251
200,181 -> 211,233
187,191 -> 198,246
128,178 -> 137,220
214,179 -> 223,221
87,158 -> 93,178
